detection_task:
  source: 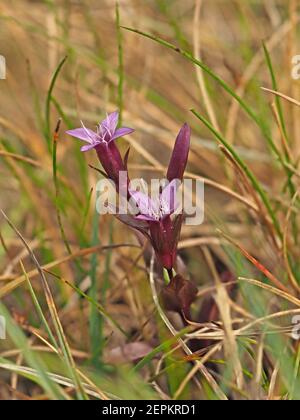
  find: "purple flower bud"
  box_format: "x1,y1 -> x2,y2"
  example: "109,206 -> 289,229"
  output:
167,123 -> 191,182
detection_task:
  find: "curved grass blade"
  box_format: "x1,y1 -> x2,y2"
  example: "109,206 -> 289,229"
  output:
263,43 -> 298,243
52,119 -> 72,255
0,303 -> 67,400
191,109 -> 282,239
0,210 -> 88,400
121,27 -> 291,175
45,56 -> 68,151
21,261 -> 58,350
89,212 -> 103,368
263,43 -> 289,150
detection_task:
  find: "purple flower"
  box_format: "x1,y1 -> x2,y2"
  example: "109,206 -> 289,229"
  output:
66,111 -> 134,186
118,124 -> 191,271
66,111 -> 133,152
130,179 -> 179,222
128,180 -> 182,270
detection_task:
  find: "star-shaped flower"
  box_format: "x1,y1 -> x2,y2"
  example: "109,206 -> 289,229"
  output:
66,111 -> 134,152
66,111 -> 134,187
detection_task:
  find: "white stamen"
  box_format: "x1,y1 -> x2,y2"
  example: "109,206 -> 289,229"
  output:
80,120 -> 95,143
104,113 -> 113,138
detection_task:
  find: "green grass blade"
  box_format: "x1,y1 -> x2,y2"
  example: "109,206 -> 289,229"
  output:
0,302 -> 67,399
89,212 -> 103,368
52,120 -> 72,256
1,211 -> 88,400
191,109 -> 282,239
262,43 -> 289,148
262,43 -> 298,242
121,27 -> 290,171
21,261 -> 58,350
45,56 -> 68,151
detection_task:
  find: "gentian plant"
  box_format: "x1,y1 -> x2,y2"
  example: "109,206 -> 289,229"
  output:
67,112 -> 196,317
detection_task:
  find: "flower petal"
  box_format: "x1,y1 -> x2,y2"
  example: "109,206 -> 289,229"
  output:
129,190 -> 156,219
111,127 -> 134,141
115,213 -> 150,237
160,179 -> 181,215
102,111 -> 119,134
66,127 -> 97,143
80,143 -> 99,152
167,123 -> 191,182
135,214 -> 157,222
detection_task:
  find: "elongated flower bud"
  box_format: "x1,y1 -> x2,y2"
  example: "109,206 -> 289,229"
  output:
167,123 -> 191,182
